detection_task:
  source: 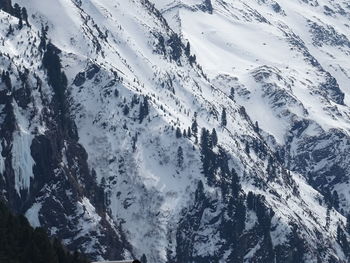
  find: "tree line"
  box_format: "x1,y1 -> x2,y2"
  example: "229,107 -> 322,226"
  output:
0,201 -> 90,263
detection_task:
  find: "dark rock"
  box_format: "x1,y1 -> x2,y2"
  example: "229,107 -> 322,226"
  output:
73,72 -> 86,86
86,64 -> 100,80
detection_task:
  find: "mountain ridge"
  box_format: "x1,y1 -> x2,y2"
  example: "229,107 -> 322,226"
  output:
1,0 -> 350,262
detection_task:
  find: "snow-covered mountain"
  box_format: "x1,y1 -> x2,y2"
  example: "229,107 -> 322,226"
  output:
1,0 -> 350,262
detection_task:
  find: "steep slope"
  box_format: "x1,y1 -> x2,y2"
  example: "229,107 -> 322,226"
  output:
0,0 -> 350,262
155,0 -> 350,215
0,201 -> 90,263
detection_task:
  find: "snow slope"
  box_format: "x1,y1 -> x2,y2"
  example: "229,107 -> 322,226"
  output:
1,0 -> 350,262
157,0 -> 350,214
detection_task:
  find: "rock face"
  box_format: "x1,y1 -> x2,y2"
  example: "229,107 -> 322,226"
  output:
1,0 -> 350,262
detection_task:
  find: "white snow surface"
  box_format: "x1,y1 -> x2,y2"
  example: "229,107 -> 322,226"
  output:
1,0 -> 350,261
12,102 -> 35,194
25,202 -> 42,228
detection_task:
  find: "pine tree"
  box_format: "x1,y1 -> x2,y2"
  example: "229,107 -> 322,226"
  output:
204,0 -> 213,14
168,33 -> 182,62
337,225 -> 350,258
42,43 -> 71,134
346,214 -> 350,234
0,201 -> 89,263
1,71 -> 12,90
191,117 -> 198,143
187,127 -> 192,138
0,0 -> 13,14
234,197 -> 246,235
12,3 -> 23,29
245,142 -> 250,155
247,191 -> 255,210
211,128 -> 218,147
287,223 -> 306,263
123,104 -> 130,115
18,15 -> 23,29
185,42 -> 190,57
221,108 -> 227,127
21,7 -> 29,25
13,3 -> 20,19
254,121 -> 259,133
255,196 -> 271,234
39,26 -> 48,51
139,96 -> 149,123
6,24 -> 14,37
141,254 -> 148,263
132,134 -> 138,152
177,146 -> 184,168
53,238 -> 67,263
131,94 -> 139,108
200,128 -> 210,153
143,97 -> 149,116
229,87 -> 235,100
231,168 -> 241,199
114,88 -> 119,97
175,127 -> 182,138
200,128 -> 211,178
326,207 -> 331,230
332,190 -> 340,209
189,55 -> 196,65
31,227 -> 58,263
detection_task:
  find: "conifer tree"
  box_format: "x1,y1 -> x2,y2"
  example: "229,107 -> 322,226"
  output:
39,26 -> 48,51
131,94 -> 139,108
200,128 -> 210,154
221,108 -> 227,127
231,168 -> 241,199
247,191 -> 255,210
332,190 -> 339,209
234,197 -> 246,234
229,87 -> 235,100
185,42 -> 190,57
21,7 -> 29,25
254,121 -> 259,133
177,146 -> 184,168
123,104 -> 130,115
204,0 -> 213,14
114,88 -> 119,97
141,254 -> 148,263
139,96 -> 149,123
189,55 -> 196,65
187,127 -> 192,138
175,127 -> 182,138
346,214 -> 350,234
13,3 -> 20,19
200,128 -> 211,178
18,14 -> 23,29
6,24 -> 14,37
287,223 -> 306,263
1,71 -> 12,90
42,43 -> 69,127
191,117 -> 198,143
211,128 -> 218,147
143,97 -> 149,116
0,201 -> 89,263
0,0 -> 13,14
245,142 -> 250,155
12,3 -> 23,29
337,225 -> 350,258
326,206 -> 331,230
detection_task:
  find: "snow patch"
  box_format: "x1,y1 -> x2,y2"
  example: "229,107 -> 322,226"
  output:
25,202 -> 42,228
